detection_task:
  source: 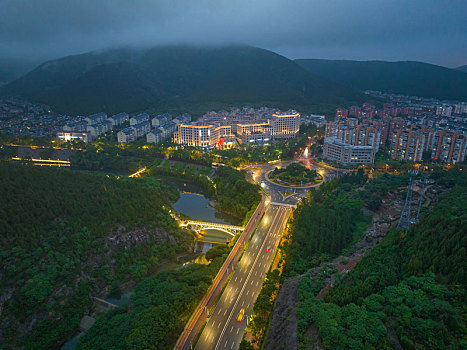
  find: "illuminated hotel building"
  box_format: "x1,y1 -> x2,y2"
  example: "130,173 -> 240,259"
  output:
236,122 -> 271,144
174,110 -> 300,148
269,112 -> 301,140
174,124 -> 235,148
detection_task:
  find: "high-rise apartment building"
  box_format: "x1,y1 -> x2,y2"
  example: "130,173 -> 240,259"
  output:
391,131 -> 426,161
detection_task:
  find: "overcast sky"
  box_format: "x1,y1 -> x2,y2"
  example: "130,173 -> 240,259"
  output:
1,0 -> 466,67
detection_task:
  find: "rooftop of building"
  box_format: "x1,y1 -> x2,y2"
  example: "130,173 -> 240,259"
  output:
325,136 -> 374,150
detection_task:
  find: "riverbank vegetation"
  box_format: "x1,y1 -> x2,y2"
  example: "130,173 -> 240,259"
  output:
0,162 -> 192,349
289,169 -> 466,348
150,161 -> 261,222
214,166 -> 261,222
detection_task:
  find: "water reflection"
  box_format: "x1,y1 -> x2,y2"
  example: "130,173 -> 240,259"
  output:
172,186 -> 240,226
172,183 -> 240,252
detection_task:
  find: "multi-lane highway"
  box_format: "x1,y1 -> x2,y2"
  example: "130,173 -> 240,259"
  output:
177,157 -> 336,350
195,204 -> 290,350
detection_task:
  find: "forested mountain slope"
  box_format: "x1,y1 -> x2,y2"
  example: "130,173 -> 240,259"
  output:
296,59 -> 467,100
0,163 -> 191,348
295,170 -> 466,348
0,45 -> 368,115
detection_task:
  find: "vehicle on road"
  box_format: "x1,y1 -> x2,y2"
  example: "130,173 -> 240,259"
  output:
237,308 -> 245,322
266,247 -> 270,252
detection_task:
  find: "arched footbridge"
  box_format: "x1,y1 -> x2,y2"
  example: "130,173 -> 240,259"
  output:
179,220 -> 244,236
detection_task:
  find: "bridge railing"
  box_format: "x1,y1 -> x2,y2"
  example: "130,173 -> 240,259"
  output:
181,220 -> 244,230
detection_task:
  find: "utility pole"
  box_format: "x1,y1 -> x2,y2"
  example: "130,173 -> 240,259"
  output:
415,174 -> 429,223
398,170 -> 418,229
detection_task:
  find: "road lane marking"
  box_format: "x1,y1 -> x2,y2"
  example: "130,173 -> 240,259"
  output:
224,309 -> 227,316
213,209 -> 283,350
231,341 -> 235,349
230,326 -> 233,333
211,207 -> 291,350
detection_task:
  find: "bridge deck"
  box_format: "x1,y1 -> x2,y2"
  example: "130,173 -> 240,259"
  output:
180,221 -> 245,236
182,220 -> 244,230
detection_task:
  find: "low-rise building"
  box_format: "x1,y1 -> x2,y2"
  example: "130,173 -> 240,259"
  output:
146,129 -> 163,144
87,120 -> 113,139
63,120 -> 88,132
132,120 -> 151,137
57,131 -> 90,143
130,113 -> 150,126
172,114 -> 192,125
301,114 -> 326,127
436,105 -> 452,117
323,137 -> 375,165
117,127 -> 136,143
151,113 -> 172,127
158,121 -> 177,140
108,112 -> 129,126
85,112 -> 107,125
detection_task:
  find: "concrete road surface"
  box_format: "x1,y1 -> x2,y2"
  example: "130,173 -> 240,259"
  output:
195,204 -> 290,350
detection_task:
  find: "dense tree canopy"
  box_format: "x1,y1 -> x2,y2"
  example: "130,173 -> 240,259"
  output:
0,162 -> 190,349
294,169 -> 466,349
213,166 -> 261,221
78,245 -> 229,349
270,163 -> 318,185
283,173 -> 370,278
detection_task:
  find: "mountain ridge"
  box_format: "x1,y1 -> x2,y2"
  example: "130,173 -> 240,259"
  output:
0,45 -> 368,116
295,58 -> 467,100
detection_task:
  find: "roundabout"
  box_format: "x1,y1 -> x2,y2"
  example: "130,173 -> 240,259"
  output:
265,162 -> 324,189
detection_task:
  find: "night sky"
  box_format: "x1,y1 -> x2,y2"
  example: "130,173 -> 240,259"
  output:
1,0 -> 466,67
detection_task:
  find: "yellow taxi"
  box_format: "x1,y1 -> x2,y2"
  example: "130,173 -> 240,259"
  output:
237,308 -> 245,322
